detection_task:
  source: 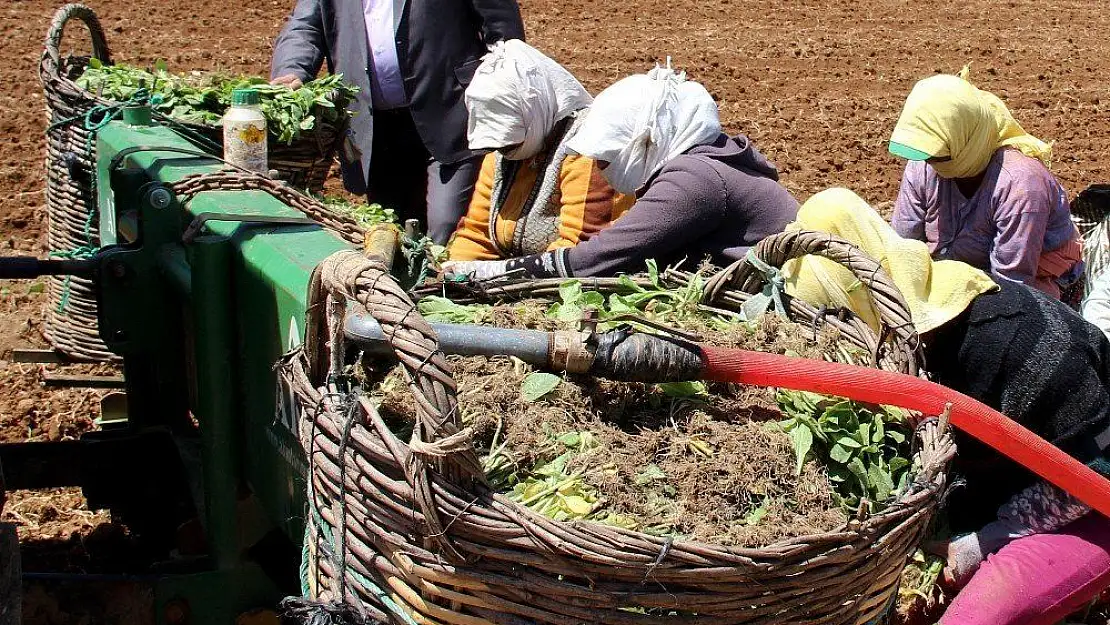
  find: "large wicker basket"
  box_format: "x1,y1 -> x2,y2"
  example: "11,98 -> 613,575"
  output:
39,4 -> 348,361
281,230 -> 954,625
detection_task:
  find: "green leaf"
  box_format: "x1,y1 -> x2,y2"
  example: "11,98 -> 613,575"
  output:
790,425 -> 813,475
837,435 -> 862,449
888,457 -> 911,474
868,464 -> 895,501
658,381 -> 707,398
553,302 -> 583,323
559,280 -> 582,304
563,495 -> 593,516
634,464 -> 667,486
556,432 -> 581,448
744,503 -> 768,526
645,259 -> 661,286
846,458 -> 869,490
580,291 -> 606,309
886,429 -> 907,444
829,443 -> 853,464
521,372 -> 561,402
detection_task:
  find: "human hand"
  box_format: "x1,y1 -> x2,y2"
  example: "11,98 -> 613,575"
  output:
271,74 -> 304,89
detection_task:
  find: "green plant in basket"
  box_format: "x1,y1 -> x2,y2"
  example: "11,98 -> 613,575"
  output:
77,60 -> 359,144
776,389 -> 914,508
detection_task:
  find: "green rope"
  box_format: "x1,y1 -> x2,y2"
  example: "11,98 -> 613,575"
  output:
306,501 -> 418,625
401,233 -> 437,288
46,90 -> 156,314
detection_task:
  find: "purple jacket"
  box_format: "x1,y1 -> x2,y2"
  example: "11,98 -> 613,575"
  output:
551,134 -> 799,277
892,148 -> 1077,287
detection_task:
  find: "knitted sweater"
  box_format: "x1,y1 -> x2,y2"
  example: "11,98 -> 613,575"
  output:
925,279 -> 1110,535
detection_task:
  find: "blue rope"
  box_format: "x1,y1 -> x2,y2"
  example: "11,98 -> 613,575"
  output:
740,249 -> 789,321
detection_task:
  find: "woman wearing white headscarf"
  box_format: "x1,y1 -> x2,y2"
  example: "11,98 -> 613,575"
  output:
443,63 -> 799,279
446,40 -> 633,261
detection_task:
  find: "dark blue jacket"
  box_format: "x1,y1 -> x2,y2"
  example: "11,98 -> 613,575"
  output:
270,0 -> 525,193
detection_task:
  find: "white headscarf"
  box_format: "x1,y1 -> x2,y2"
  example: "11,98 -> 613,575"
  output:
565,62 -> 722,194
465,40 -> 593,161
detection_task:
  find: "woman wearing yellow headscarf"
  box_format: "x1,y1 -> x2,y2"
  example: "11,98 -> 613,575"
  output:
888,70 -> 1083,305
787,188 -> 1110,625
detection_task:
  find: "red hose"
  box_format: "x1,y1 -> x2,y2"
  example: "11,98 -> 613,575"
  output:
700,346 -> 1110,518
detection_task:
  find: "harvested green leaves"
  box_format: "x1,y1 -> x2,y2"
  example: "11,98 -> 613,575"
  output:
316,195 -> 397,229
776,389 -> 914,509
77,59 -> 359,144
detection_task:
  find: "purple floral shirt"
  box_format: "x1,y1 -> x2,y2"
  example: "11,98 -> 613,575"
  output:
892,148 -> 1077,287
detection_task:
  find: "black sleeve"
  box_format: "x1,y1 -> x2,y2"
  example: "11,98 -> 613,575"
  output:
270,0 -> 327,82
468,0 -> 526,44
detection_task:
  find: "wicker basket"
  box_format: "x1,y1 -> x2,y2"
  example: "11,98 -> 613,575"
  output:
39,4 -> 115,362
39,4 -> 348,360
281,230 -> 954,625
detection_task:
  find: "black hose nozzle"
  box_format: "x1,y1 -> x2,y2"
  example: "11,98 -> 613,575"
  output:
588,328 -> 705,382
0,257 -> 96,280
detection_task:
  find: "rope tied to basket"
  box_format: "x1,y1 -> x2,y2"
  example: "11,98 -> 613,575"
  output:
737,248 -> 789,320
305,251 -> 486,548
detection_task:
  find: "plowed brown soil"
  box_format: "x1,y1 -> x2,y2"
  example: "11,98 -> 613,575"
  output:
1,0 -> 1109,621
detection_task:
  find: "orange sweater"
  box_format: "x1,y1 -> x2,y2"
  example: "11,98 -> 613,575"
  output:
447,152 -> 633,261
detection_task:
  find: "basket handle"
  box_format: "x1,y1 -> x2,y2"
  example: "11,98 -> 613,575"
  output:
705,229 -> 920,349
44,4 -> 112,70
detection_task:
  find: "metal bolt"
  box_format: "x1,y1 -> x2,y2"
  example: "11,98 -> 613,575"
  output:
164,598 -> 190,625
147,187 -> 173,210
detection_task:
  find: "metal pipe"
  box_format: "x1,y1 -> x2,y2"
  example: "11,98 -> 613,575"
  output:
188,235 -> 239,571
344,310 -> 553,368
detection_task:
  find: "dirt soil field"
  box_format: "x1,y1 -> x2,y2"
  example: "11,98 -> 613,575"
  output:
0,0 -> 1108,621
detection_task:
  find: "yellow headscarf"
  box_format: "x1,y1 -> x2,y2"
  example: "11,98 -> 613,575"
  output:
781,188 -> 998,334
889,68 -> 1052,179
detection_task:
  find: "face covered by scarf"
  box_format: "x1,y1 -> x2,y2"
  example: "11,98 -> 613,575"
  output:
564,63 -> 723,195
889,71 -> 1052,179
465,40 -> 593,161
782,187 -> 998,335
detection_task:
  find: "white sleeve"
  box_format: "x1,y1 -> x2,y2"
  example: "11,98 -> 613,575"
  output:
1082,270 -> 1110,342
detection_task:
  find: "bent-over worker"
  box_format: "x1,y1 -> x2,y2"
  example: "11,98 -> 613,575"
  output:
785,187 -> 1110,625
442,63 -> 799,279
447,40 -> 633,261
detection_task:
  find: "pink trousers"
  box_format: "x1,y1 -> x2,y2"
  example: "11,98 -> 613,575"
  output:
941,513 -> 1110,625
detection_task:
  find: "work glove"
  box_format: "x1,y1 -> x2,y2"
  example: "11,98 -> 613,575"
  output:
932,520 -> 1026,589
441,259 -> 511,281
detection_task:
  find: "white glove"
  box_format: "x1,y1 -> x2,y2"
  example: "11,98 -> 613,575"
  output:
441,259 -> 511,281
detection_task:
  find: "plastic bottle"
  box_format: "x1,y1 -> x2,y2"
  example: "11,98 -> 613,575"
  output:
222,88 -> 268,174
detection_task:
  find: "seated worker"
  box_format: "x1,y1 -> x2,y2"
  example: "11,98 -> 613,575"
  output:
784,187 -> 1110,625
888,69 -> 1084,305
448,40 -> 633,261
442,62 -> 799,279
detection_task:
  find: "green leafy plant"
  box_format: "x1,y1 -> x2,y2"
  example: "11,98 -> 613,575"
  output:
77,60 -> 359,144
521,372 -> 562,402
776,389 -> 913,508
317,195 -> 397,229
417,297 -> 491,324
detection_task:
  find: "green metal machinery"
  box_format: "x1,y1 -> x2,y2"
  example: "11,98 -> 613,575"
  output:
0,107 -> 362,624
